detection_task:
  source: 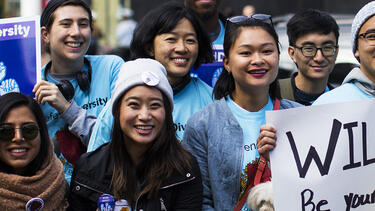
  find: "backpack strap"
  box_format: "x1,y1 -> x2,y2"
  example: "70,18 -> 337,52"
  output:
279,78 -> 295,101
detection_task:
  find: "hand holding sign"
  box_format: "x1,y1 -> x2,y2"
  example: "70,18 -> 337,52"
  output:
33,80 -> 70,113
257,125 -> 277,161
266,99 -> 375,211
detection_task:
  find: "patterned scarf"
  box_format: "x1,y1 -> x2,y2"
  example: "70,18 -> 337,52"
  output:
0,143 -> 68,210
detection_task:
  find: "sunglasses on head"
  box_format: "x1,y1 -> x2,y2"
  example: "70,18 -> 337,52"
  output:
0,123 -> 39,142
227,14 -> 273,26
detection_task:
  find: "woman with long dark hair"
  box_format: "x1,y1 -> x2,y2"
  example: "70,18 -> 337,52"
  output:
0,92 -> 67,210
69,59 -> 202,210
182,15 -> 301,210
87,2 -> 214,152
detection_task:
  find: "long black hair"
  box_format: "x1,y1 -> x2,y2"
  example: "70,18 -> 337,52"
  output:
213,18 -> 281,100
110,87 -> 192,205
0,92 -> 49,176
130,1 -> 213,69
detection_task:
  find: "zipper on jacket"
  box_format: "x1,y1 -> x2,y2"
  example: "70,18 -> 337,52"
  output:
134,176 -> 195,210
74,180 -> 108,195
160,176 -> 195,189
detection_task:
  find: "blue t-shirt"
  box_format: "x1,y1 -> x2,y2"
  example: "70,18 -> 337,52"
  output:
41,55 -> 124,183
313,82 -> 372,105
226,96 -> 273,211
190,19 -> 225,87
87,77 -> 213,152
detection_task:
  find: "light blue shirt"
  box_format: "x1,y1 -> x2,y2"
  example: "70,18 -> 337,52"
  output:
226,96 -> 273,211
212,19 -> 225,46
313,83 -> 372,105
87,77 -> 213,152
41,55 -> 124,183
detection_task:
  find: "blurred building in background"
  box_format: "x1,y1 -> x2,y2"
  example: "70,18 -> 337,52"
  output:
0,0 -> 373,51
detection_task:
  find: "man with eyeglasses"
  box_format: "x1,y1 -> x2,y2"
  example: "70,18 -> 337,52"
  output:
314,1 -> 375,105
279,9 -> 339,105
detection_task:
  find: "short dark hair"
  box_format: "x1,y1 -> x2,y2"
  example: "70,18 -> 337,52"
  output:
41,0 -> 93,32
213,19 -> 281,100
130,2 -> 213,69
287,9 -> 339,46
0,92 -> 49,176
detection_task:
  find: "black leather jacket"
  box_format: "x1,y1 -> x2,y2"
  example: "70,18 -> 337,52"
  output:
68,143 -> 203,211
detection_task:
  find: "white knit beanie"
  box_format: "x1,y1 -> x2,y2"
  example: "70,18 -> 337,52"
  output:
351,1 -> 375,56
112,58 -> 173,112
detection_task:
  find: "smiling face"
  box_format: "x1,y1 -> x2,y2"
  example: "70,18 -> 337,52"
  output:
223,27 -> 279,94
288,31 -> 338,81
355,15 -> 375,83
151,18 -> 199,85
42,5 -> 91,67
0,106 -> 40,175
119,86 -> 166,149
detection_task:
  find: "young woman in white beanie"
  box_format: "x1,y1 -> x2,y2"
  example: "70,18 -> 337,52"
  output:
87,2 -> 214,152
68,59 -> 202,210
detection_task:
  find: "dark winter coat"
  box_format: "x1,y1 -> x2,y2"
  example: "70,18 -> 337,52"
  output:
68,143 -> 203,211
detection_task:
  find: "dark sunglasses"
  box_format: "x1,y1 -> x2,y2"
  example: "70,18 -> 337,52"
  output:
0,123 -> 39,142
226,14 -> 273,26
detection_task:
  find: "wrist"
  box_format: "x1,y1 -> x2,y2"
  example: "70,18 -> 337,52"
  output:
58,101 -> 71,114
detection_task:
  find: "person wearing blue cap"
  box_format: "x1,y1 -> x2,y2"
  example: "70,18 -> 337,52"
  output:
32,0 -> 124,183
313,1 -> 375,105
69,58 -> 202,210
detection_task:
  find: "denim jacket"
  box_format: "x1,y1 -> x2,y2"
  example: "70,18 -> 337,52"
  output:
182,97 -> 301,211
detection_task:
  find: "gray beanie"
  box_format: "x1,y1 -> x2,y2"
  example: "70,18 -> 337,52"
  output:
112,58 -> 173,112
351,1 -> 375,55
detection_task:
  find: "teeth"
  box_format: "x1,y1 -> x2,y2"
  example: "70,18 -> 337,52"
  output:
251,70 -> 266,74
173,58 -> 187,63
11,148 -> 27,153
67,42 -> 81,48
135,125 -> 153,130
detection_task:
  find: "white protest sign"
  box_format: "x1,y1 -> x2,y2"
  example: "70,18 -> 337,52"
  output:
267,98 -> 375,211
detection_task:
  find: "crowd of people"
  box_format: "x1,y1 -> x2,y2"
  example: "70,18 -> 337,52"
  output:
1,0 -> 375,210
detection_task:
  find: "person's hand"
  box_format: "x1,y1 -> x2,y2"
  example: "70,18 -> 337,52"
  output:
33,80 -> 71,113
257,125 -> 277,161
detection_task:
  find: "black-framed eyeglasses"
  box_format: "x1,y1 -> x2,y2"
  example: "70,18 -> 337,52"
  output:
358,31 -> 375,46
293,45 -> 338,57
226,14 -> 273,26
0,123 -> 39,142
